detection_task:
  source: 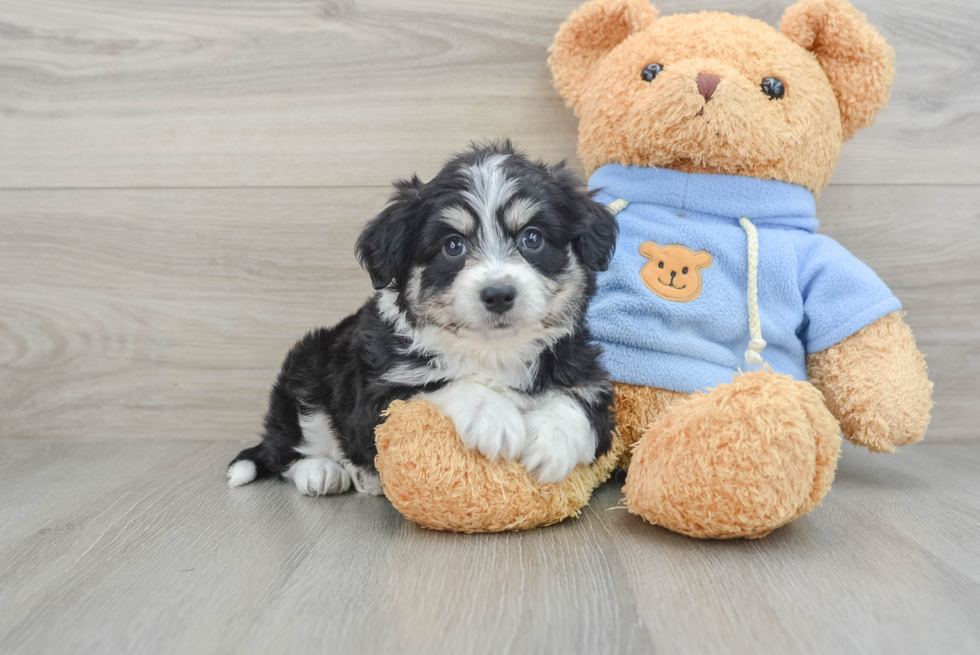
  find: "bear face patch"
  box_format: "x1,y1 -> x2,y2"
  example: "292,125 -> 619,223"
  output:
639,242 -> 713,302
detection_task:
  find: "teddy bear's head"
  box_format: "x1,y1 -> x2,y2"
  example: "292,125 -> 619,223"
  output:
549,0 -> 894,195
639,241 -> 712,302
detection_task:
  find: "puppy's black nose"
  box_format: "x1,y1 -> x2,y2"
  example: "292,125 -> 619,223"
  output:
481,285 -> 516,314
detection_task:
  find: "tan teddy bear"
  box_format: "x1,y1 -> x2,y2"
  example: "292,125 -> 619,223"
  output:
374,0 -> 933,538
547,0 -> 933,538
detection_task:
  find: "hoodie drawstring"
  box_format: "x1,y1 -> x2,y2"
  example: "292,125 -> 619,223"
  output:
606,200 -> 766,366
739,217 -> 766,365
607,198 -> 629,215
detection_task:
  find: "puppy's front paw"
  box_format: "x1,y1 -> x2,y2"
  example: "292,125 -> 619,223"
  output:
427,385 -> 526,461
521,397 -> 596,484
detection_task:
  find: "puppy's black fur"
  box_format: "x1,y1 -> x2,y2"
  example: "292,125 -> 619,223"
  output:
229,141 -> 618,490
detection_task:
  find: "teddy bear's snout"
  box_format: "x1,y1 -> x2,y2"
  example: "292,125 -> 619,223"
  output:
696,73 -> 721,102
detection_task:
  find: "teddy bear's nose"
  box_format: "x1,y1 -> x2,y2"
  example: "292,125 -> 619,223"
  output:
696,73 -> 721,102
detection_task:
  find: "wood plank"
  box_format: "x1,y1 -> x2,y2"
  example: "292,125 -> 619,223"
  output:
604,443 -> 980,654
0,0 -> 976,188
0,439 -> 977,654
1,185 -> 976,442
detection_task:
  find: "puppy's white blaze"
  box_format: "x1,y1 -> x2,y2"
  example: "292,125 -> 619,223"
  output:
284,458 -> 351,496
521,393 -> 596,484
461,154 -> 515,224
296,411 -> 344,460
423,382 -> 527,461
227,459 -> 257,487
439,205 -> 476,234
503,197 -> 541,231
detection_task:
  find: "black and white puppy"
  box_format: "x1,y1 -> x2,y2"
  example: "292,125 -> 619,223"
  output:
227,142 -> 618,497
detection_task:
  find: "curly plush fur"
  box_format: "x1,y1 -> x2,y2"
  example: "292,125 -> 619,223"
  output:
376,400 -> 626,532
624,369 -> 841,539
808,311 -> 933,453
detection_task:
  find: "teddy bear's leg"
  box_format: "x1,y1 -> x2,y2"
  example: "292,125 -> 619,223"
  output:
374,399 -> 626,533
623,370 -> 841,539
611,382 -> 687,469
808,312 -> 933,453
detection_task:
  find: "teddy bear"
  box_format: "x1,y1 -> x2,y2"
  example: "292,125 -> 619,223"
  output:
373,0 -> 933,539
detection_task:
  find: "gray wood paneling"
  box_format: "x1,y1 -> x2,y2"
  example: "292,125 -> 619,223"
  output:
0,0 -> 976,188
0,439 -> 977,655
1,185 -> 976,443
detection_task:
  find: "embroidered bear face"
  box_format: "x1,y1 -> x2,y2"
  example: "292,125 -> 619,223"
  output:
639,242 -> 712,302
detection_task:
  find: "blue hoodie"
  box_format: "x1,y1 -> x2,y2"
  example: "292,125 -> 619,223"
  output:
586,164 -> 900,394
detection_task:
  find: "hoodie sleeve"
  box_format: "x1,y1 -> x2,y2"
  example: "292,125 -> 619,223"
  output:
795,234 -> 901,355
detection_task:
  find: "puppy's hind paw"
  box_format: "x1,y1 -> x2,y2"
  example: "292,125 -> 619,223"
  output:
285,458 -> 351,496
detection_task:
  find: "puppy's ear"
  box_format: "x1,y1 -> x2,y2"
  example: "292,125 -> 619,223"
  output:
550,163 -> 619,272
549,0 -> 659,112
355,176 -> 424,290
781,0 -> 895,140
576,200 -> 618,272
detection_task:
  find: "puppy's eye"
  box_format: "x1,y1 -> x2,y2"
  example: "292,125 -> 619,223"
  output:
520,228 -> 544,252
641,63 -> 663,82
682,267 -> 689,274
444,235 -> 465,258
761,77 -> 785,100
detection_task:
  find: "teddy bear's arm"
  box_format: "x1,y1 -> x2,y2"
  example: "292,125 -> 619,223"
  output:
806,311 -> 933,453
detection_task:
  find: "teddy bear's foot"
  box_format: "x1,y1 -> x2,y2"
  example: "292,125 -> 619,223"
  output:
374,399 -> 626,533
624,370 -> 842,539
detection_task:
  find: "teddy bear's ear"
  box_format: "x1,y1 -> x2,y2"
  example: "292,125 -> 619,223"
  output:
639,241 -> 660,258
694,250 -> 713,268
549,0 -> 659,112
780,0 -> 895,140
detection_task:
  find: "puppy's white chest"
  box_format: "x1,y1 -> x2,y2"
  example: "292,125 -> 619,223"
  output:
440,350 -> 537,395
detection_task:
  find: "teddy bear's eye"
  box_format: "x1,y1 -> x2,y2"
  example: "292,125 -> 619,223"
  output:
641,63 -> 664,82
658,261 -> 664,268
761,77 -> 786,100
682,267 -> 689,274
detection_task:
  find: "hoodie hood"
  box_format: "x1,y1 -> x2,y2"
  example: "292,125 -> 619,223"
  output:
589,164 -> 819,233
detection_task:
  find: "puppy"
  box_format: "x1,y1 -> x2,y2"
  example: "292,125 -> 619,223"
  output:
227,142 -> 618,496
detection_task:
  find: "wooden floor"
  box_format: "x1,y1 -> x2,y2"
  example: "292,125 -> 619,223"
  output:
0,440 -> 977,654
2,0 -> 980,652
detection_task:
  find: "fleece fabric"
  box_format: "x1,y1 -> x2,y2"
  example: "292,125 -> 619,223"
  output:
586,164 -> 900,393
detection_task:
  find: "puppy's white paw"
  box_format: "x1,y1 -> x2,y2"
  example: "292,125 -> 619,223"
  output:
343,462 -> 385,496
285,458 -> 351,496
521,395 -> 596,484
425,384 -> 526,461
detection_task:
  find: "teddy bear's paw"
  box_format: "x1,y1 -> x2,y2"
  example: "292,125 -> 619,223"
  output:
374,399 -> 625,533
520,394 -> 596,484
624,370 -> 841,539
423,382 -> 526,462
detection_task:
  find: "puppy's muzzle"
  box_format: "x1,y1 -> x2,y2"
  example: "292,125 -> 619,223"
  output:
480,285 -> 517,314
